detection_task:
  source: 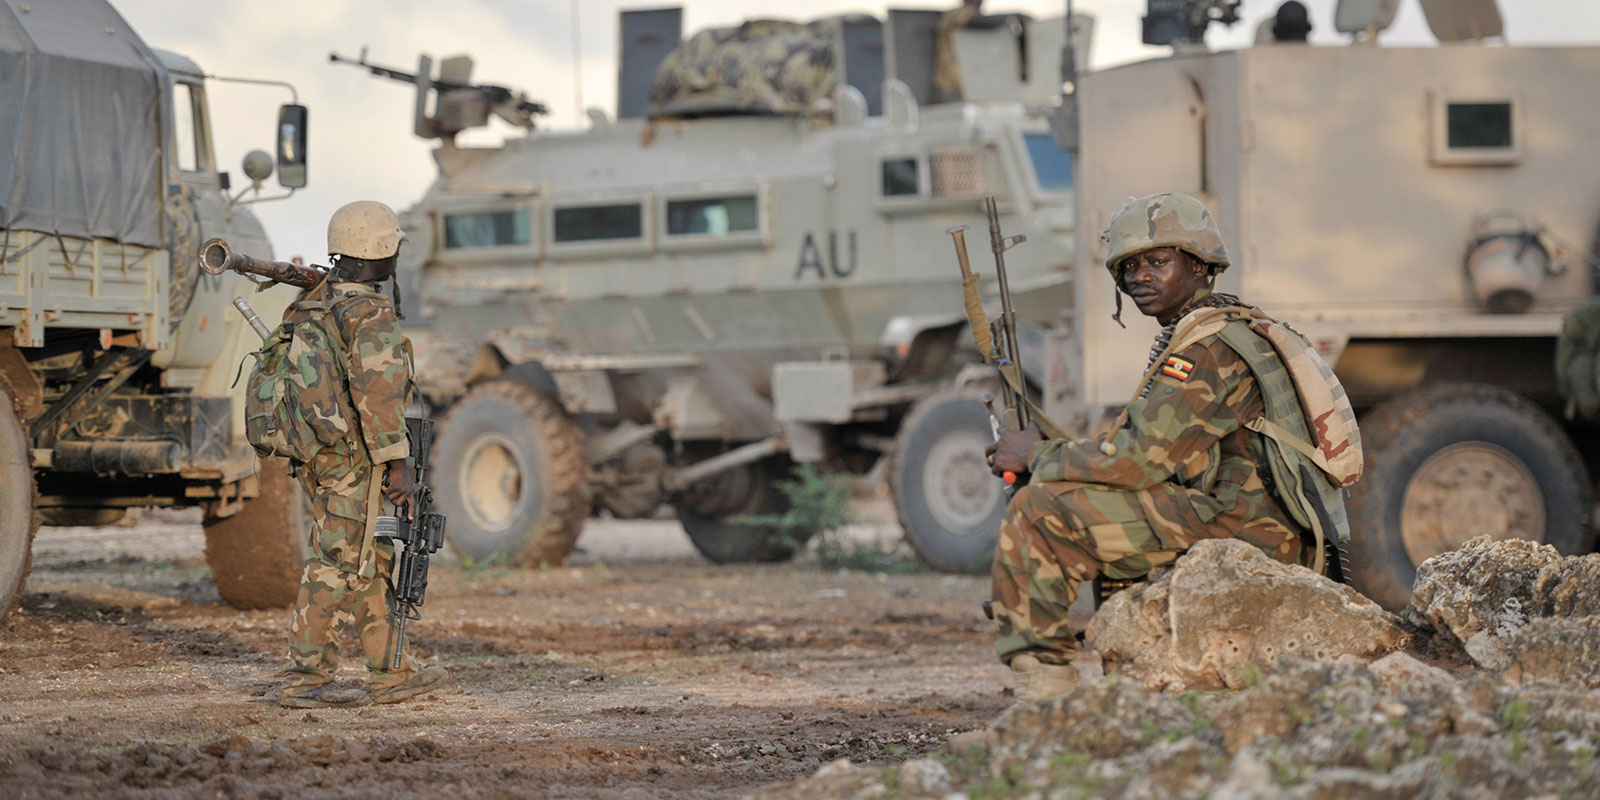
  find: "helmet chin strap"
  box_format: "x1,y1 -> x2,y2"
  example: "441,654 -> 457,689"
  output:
328,254 -> 405,320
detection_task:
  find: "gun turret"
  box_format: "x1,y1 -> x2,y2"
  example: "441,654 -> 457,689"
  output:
1142,0 -> 1241,47
329,47 -> 547,141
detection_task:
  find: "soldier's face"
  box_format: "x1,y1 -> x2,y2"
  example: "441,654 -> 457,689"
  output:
1119,247 -> 1208,323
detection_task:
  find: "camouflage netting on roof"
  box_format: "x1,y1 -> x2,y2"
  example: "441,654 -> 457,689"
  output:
648,15 -> 874,119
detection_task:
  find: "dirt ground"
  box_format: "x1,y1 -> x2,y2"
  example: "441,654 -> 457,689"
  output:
0,500 -> 1012,799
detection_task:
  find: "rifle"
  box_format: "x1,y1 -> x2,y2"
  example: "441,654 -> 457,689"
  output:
377,417 -> 447,669
201,237 -> 326,290
947,195 -> 1068,486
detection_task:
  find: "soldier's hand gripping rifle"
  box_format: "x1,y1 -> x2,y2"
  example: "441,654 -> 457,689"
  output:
376,418 -> 447,670
946,195 -> 1068,487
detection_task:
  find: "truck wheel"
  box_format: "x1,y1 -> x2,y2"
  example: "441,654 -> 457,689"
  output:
203,460 -> 307,610
1346,383 -> 1592,611
432,381 -> 590,566
676,457 -> 810,563
0,387 -> 38,623
890,389 -> 1007,573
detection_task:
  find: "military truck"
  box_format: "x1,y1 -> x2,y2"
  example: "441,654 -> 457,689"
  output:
1064,0 -> 1600,609
340,8 -> 1091,571
0,0 -> 310,619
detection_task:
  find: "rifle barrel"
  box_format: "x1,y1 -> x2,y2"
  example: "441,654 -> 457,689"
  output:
983,195 -> 1031,428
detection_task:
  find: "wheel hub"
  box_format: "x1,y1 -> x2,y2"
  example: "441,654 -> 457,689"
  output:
922,429 -> 1003,535
460,434 -> 527,532
1400,442 -> 1545,566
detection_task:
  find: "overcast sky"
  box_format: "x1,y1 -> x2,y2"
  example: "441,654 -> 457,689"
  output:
113,0 -> 1600,262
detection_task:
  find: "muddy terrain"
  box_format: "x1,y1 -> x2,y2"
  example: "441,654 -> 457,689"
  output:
0,503 -> 1010,799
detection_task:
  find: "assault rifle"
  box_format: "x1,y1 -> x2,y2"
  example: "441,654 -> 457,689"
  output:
377,417 -> 447,669
946,195 -> 1068,488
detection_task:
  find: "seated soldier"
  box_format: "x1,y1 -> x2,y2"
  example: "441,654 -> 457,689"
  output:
987,192 -> 1328,702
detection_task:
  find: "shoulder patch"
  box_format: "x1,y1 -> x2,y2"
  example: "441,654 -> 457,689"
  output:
1160,355 -> 1196,381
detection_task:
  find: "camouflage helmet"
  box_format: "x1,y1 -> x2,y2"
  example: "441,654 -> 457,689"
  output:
1102,192 -> 1231,278
328,200 -> 406,260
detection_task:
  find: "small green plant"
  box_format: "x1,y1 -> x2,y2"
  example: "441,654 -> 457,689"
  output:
1572,743 -> 1595,771
939,740 -> 988,781
736,465 -> 924,572
1510,731 -> 1528,763
1238,663 -> 1264,688
1500,698 -> 1532,732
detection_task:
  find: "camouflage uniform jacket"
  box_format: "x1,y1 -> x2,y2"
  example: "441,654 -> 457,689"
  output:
281,279 -> 413,468
1027,320 -> 1302,546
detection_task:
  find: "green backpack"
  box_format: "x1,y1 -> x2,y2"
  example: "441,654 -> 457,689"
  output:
243,290 -> 381,461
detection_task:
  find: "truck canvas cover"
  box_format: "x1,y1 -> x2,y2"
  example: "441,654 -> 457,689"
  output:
0,0 -> 165,248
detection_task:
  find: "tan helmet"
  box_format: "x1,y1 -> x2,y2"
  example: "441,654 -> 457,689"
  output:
1102,192 -> 1231,277
327,200 -> 406,260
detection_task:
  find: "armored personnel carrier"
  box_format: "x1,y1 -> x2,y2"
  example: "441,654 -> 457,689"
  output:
345,8 -> 1091,571
1067,0 -> 1600,609
0,0 -> 310,618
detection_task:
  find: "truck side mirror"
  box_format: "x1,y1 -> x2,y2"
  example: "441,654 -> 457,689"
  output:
277,103 -> 309,188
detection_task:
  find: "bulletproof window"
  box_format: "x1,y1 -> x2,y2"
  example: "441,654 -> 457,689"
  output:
553,203 -> 643,242
1447,102 -> 1512,149
1024,133 -> 1073,191
442,210 -> 531,249
881,158 -> 919,196
666,195 -> 758,236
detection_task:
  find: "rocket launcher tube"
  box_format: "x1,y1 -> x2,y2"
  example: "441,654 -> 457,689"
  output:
200,237 -> 325,290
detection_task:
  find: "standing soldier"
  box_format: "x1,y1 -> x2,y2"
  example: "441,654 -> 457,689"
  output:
986,192 -> 1352,702
279,201 -> 449,709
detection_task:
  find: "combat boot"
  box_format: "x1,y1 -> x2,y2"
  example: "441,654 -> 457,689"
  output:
1010,653 -> 1079,704
280,683 -> 373,709
372,664 -> 450,705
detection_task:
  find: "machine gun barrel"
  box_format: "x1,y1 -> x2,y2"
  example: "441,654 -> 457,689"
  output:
200,238 -> 325,290
328,49 -> 549,117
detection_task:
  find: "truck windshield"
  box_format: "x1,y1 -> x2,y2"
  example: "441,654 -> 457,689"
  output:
1024,133 -> 1072,192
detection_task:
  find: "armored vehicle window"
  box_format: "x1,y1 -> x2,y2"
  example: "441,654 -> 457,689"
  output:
882,158 -> 919,196
1447,102 -> 1512,150
666,196 -> 758,236
1024,133 -> 1072,191
443,210 -> 531,249
554,203 -> 643,242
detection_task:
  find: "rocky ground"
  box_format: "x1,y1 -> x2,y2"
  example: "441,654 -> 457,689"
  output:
0,501 -> 1014,799
9,505 -> 1599,800
754,537 -> 1600,800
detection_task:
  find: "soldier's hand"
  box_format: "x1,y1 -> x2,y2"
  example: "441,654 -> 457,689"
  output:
987,423 -> 1044,478
383,459 -> 416,519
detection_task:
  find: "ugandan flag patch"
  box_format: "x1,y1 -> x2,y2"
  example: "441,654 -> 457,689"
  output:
1161,355 -> 1196,382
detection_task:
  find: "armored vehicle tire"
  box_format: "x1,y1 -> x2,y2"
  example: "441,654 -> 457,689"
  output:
0,387 -> 39,623
676,456 -> 811,563
433,381 -> 590,567
203,460 -> 308,610
891,389 -> 1008,574
1346,383 -> 1591,612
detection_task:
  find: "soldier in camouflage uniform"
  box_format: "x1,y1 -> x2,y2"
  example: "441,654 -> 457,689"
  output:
986,192 -> 1309,702
279,201 -> 449,709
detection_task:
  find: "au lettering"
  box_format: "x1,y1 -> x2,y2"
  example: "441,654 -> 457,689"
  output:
795,230 -> 857,280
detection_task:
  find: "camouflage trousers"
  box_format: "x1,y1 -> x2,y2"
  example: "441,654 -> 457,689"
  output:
283,443 -> 417,695
992,480 -> 1302,667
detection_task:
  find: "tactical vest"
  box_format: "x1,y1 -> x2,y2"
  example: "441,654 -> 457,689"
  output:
1152,306 -> 1364,573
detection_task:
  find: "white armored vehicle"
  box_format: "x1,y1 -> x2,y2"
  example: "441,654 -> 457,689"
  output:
343,8 -> 1091,571
0,0 -> 310,618
1067,0 -> 1600,608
